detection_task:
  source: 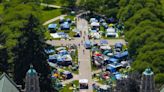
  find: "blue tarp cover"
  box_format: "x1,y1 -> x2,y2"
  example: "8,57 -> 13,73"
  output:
114,51 -> 128,59
106,66 -> 116,73
108,58 -> 118,63
61,22 -> 70,29
48,24 -> 57,29
100,40 -> 108,45
115,43 -> 123,48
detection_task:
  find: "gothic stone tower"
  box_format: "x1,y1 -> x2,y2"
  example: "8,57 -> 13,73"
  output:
25,65 -> 40,92
140,68 -> 155,92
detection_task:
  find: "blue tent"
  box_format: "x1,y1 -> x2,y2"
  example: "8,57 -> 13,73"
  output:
106,66 -> 116,73
60,22 -> 70,30
84,40 -> 92,49
58,50 -> 68,55
115,43 -> 123,48
100,40 -> 108,45
107,17 -> 115,23
45,49 -> 55,54
48,24 -> 57,29
66,18 -> 71,23
48,24 -> 57,32
115,73 -> 122,80
90,30 -> 97,33
114,51 -> 128,60
108,58 -> 118,63
48,55 -> 57,63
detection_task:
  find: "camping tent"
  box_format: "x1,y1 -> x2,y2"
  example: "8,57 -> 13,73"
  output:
106,66 -> 116,73
90,18 -> 98,23
115,43 -> 123,49
60,22 -> 70,30
91,22 -> 100,27
84,40 -> 92,49
114,51 -> 128,60
48,24 -> 57,33
62,71 -> 73,79
100,40 -> 108,45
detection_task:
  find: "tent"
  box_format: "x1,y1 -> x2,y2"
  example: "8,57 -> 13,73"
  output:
45,49 -> 55,54
115,43 -> 123,49
90,18 -> 98,23
59,17 -> 64,24
108,58 -> 118,63
50,33 -> 61,38
48,24 -> 57,33
114,51 -> 128,60
107,17 -> 115,23
66,18 -> 71,23
60,22 -> 70,30
106,66 -> 116,73
56,47 -> 66,51
106,27 -> 115,33
115,73 -> 122,80
62,71 -> 73,79
58,50 -> 68,55
100,40 -> 108,45
48,54 -> 58,63
100,45 -> 111,50
91,22 -> 100,27
84,40 -> 92,49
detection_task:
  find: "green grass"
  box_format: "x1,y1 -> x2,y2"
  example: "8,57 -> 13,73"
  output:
40,6 -> 62,23
0,4 -> 3,14
60,80 -> 79,92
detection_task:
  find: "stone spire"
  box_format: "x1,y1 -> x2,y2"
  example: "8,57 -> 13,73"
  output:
25,65 -> 40,92
140,68 -> 155,92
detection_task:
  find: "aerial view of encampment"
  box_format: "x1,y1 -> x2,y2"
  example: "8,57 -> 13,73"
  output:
0,0 -> 164,92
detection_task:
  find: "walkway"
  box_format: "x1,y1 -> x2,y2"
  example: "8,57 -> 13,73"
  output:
40,3 -> 61,9
43,14 -> 67,25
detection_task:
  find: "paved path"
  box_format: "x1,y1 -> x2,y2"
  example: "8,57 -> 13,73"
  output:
40,3 -> 61,9
43,14 -> 67,25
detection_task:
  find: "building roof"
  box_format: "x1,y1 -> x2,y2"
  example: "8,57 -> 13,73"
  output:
0,73 -> 20,92
27,65 -> 37,76
143,68 -> 154,75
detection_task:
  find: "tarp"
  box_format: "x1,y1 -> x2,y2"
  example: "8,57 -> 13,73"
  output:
100,40 -> 108,45
100,45 -> 111,50
114,51 -> 128,59
90,18 -> 98,23
60,22 -> 70,29
56,47 -> 66,51
106,27 -> 115,33
58,50 -> 68,55
50,33 -> 61,38
115,73 -> 122,80
91,22 -> 100,27
108,58 -> 118,63
48,24 -> 57,29
45,49 -> 55,54
106,66 -> 116,73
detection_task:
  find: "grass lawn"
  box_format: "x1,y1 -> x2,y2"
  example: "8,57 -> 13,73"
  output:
40,6 -> 62,23
60,80 -> 79,92
0,4 -> 3,14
